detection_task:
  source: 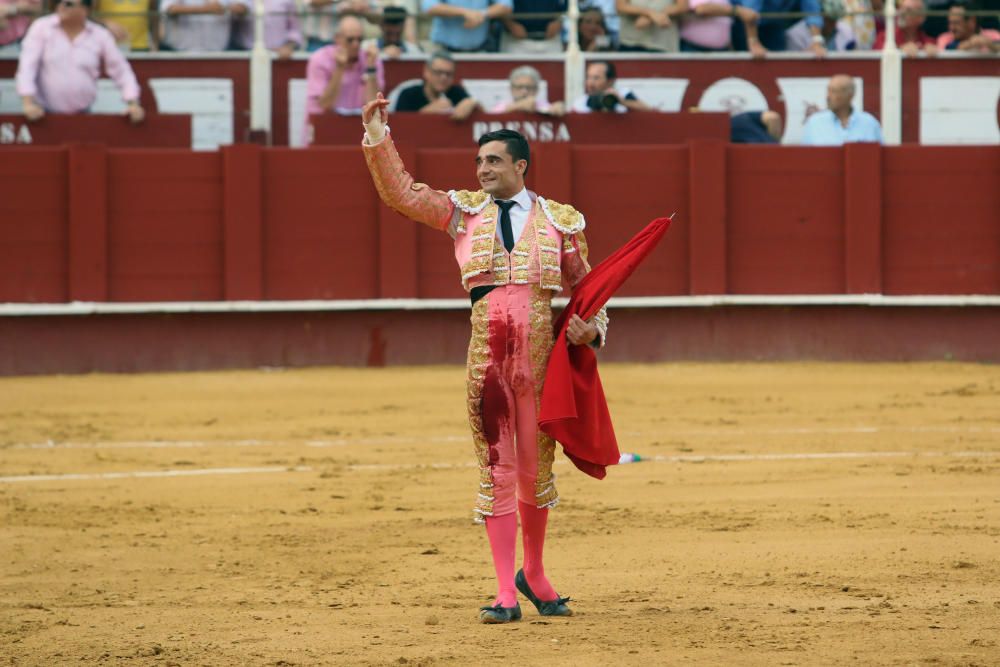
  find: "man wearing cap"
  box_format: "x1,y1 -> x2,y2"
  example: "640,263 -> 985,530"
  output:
16,0 -> 144,122
363,5 -> 421,58
360,91 -> 608,624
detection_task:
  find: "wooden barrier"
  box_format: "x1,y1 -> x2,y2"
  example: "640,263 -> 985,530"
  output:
308,111 -> 731,148
1,142 -> 998,304
0,114 -> 192,148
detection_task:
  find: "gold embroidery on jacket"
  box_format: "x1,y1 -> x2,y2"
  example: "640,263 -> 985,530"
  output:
528,286 -> 559,508
467,297 -> 494,521
450,189 -> 490,213
538,197 -> 585,235
460,204 -> 500,286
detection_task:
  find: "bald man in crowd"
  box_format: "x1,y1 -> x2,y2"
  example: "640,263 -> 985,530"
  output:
802,74 -> 883,146
302,16 -> 385,145
306,15 -> 384,116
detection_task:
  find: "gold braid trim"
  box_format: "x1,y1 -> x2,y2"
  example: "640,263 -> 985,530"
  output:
449,189 -> 491,214
538,197 -> 585,235
466,297 -> 495,522
528,286 -> 559,509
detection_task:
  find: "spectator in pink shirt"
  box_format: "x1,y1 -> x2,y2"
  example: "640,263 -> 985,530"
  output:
491,65 -> 565,115
936,1 -> 1000,52
16,0 -> 144,122
305,15 -> 383,116
679,0 -> 733,51
230,0 -> 303,58
0,0 -> 42,52
303,15 -> 381,144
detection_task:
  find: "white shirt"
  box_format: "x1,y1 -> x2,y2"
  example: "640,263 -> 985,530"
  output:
492,187 -> 534,247
160,0 -> 232,52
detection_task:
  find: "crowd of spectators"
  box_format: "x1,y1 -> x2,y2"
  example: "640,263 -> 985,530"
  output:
5,0 -> 996,145
1,0 -> 996,55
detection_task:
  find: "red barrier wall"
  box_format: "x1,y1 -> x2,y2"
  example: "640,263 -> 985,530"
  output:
309,111 -> 730,147
0,114 -> 191,148
0,149 -> 68,302
1,143 -> 998,304
3,305 -> 999,376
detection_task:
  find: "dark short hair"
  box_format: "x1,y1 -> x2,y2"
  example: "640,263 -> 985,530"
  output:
477,129 -> 530,176
589,60 -> 616,81
383,6 -> 406,24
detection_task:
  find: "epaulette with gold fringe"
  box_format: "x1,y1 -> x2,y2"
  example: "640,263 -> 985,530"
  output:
538,197 -> 585,234
448,189 -> 490,214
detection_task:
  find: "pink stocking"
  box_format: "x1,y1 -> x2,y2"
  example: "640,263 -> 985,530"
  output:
518,500 -> 558,601
484,512 -> 518,607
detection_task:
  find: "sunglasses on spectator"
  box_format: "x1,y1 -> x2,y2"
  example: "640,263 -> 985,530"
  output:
429,68 -> 455,77
342,36 -> 363,43
60,0 -> 83,6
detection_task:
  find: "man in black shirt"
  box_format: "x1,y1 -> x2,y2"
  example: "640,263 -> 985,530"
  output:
730,110 -> 783,143
394,52 -> 480,120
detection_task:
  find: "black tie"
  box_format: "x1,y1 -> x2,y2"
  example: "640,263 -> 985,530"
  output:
496,199 -> 516,253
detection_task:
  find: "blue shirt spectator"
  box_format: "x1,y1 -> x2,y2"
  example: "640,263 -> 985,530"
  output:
739,0 -> 822,28
732,0 -> 821,51
422,0 -> 514,51
801,109 -> 883,145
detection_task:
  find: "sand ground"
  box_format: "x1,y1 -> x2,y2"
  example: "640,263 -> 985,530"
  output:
1,362 -> 999,666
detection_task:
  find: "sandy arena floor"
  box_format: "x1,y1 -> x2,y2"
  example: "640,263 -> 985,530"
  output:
1,362 -> 999,666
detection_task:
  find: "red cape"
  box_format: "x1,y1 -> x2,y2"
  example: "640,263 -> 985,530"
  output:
538,216 -> 674,479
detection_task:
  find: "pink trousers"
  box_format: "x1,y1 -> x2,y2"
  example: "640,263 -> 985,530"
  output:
467,284 -> 559,520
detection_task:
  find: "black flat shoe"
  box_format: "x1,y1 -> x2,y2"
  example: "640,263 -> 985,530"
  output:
479,602 -> 522,624
515,569 -> 573,616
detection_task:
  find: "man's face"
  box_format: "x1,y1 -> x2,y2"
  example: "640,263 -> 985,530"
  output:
826,77 -> 853,112
947,6 -> 974,39
424,58 -> 455,95
898,0 -> 925,30
510,75 -> 538,102
476,140 -> 525,199
585,63 -> 610,96
382,22 -> 404,46
336,21 -> 364,60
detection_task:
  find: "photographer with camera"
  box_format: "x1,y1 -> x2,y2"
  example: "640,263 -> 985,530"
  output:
571,60 -> 652,113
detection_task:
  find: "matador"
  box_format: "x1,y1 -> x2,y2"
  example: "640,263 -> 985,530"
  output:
361,93 -> 608,624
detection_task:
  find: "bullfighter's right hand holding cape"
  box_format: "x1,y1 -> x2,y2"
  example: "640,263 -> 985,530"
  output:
539,215 -> 674,480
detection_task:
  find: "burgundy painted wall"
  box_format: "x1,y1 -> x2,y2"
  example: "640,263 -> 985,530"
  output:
3,305 -> 999,376
1,143 -> 998,305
